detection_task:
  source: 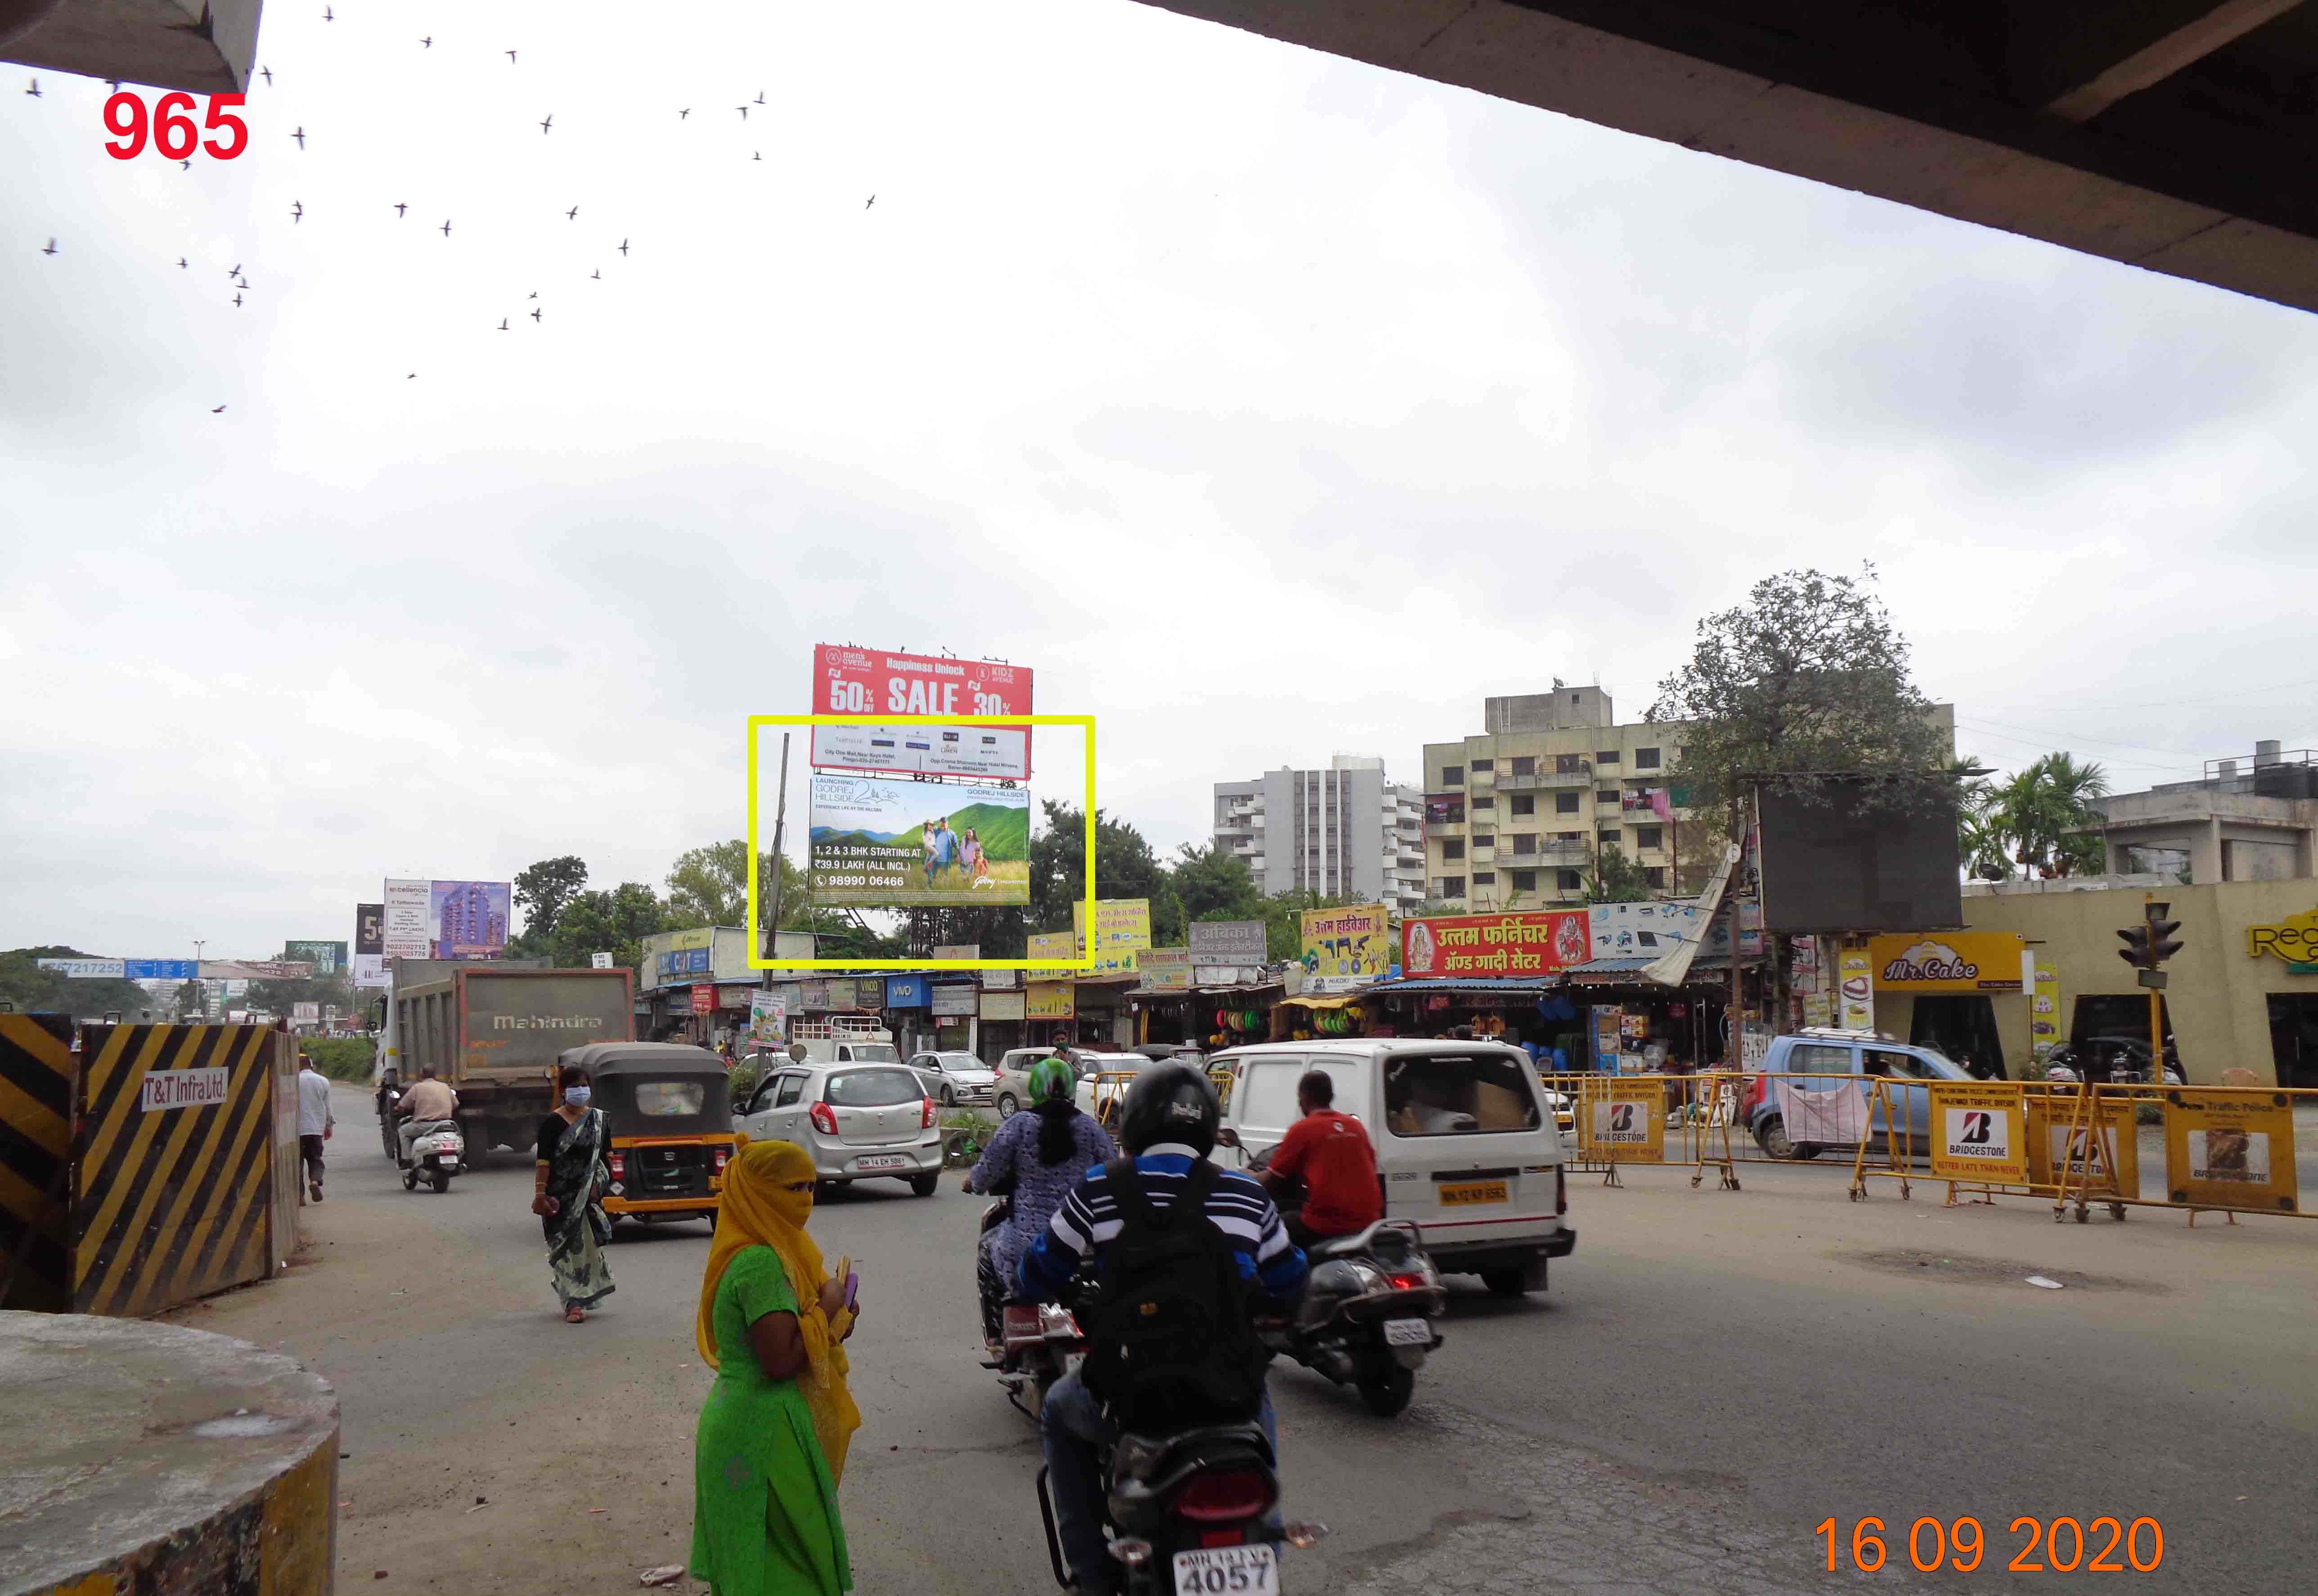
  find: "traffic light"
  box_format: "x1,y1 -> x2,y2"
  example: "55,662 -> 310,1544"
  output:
2146,903 -> 2184,964
2116,923 -> 2152,968
2118,902 -> 2183,988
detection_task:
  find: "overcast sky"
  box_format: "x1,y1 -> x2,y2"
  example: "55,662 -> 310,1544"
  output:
6,0 -> 2316,960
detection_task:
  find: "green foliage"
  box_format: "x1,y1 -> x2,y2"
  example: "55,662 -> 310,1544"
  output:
1029,802 -> 1185,943
1172,843 -> 1266,927
299,1037 -> 374,1081
1583,844 -> 1653,904
551,883 -> 671,972
1986,753 -> 2110,879
246,973 -> 355,1018
1253,888 -> 1355,962
666,840 -> 774,929
513,855 -> 589,943
0,947 -> 162,1019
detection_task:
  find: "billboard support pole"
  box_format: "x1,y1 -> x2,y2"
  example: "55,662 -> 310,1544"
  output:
763,733 -> 791,971
1728,788 -> 1747,1064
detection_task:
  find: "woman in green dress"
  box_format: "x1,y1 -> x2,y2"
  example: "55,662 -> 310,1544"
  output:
691,1137 -> 863,1596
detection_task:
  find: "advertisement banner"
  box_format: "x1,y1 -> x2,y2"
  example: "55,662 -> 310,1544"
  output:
1927,1084 -> 2028,1184
809,773 -> 1030,906
748,991 -> 788,1044
1024,981 -> 1074,1021
1026,931 -> 1077,979
1864,932 -> 2026,993
690,983 -> 718,1016
292,1002 -> 320,1021
1137,948 -> 1193,991
1403,911 -> 1590,979
823,978 -> 860,1011
932,944 -> 981,962
1190,920 -> 1267,967
1072,899 -> 1152,974
885,975 -> 930,1008
1837,949 -> 1874,1031
1300,905 -> 1391,989
982,966 -> 1018,990
2164,1091 -> 2298,1211
811,644 -> 1033,725
382,878 -> 431,959
980,990 -> 1026,1022
428,881 -> 510,961
1579,1079 -> 1665,1162
799,980 -> 832,1010
2030,958 -> 2061,1061
2026,1095 -> 2138,1197
284,940 -> 347,977
644,928 -> 717,990
809,722 -> 1031,782
355,904 -> 385,957
930,983 -> 978,1018
351,955 -> 388,988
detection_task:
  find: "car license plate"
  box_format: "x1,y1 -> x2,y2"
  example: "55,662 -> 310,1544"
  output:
856,1154 -> 910,1172
1172,1542 -> 1277,1595
1437,1179 -> 1508,1206
1383,1316 -> 1432,1347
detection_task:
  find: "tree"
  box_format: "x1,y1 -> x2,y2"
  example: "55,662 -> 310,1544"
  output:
173,978 -> 208,1018
1028,802 -> 1184,942
513,855 -> 589,943
0,947 -> 161,1019
665,841 -> 774,929
1650,566 -> 1953,834
551,883 -> 670,972
1989,753 -> 2109,879
1253,888 -> 1356,962
1583,844 -> 1653,904
1170,842 -> 1265,927
1952,753 -> 2012,881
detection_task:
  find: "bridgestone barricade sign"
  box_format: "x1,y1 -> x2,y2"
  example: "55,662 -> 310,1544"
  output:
1927,1083 -> 2027,1183
2164,1091 -> 2299,1212
2026,1095 -> 2138,1197
1582,1080 -> 1664,1163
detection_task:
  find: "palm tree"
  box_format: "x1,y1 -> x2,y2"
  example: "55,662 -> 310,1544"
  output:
1990,753 -> 2109,878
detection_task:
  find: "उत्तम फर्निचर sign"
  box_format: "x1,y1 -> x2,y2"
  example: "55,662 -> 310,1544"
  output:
807,773 -> 1030,907
1401,910 -> 1591,979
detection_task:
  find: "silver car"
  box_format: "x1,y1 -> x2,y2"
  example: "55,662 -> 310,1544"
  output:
909,1049 -> 997,1107
732,1062 -> 944,1197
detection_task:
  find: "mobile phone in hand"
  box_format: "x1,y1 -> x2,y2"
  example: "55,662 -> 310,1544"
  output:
842,1269 -> 859,1311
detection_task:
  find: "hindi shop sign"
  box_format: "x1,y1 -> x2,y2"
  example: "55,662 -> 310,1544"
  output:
141,1068 -> 232,1112
1402,911 -> 1591,979
1190,920 -> 1267,967
1864,932 -> 2026,992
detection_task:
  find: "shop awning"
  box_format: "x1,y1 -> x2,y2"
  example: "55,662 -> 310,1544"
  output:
1568,954 -> 1738,982
1276,992 -> 1365,1011
1362,977 -> 1564,997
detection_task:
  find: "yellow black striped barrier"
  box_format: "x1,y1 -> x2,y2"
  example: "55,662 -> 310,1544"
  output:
0,1013 -> 75,1312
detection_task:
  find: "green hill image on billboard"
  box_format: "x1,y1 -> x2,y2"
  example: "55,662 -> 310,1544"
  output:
808,773 -> 1030,906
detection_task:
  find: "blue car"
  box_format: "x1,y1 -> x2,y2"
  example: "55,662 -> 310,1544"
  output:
1741,1030 -> 1975,1160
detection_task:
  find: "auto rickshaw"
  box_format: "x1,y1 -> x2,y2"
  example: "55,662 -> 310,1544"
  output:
558,1042 -> 736,1233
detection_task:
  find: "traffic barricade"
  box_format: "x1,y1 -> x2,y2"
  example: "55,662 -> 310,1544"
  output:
0,1013 -> 75,1311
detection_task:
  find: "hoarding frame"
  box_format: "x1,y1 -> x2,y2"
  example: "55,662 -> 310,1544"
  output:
747,713 -> 1097,970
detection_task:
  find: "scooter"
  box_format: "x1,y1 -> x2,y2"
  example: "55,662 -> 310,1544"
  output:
400,1117 -> 465,1193
1264,1219 -> 1444,1417
979,1197 -> 1088,1418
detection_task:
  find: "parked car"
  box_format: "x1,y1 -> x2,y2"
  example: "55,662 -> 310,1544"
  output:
1739,1029 -> 1974,1160
991,1045 -> 1110,1115
908,1049 -> 998,1107
731,1060 -> 943,1196
1071,1052 -> 1166,1125
1133,1042 -> 1206,1063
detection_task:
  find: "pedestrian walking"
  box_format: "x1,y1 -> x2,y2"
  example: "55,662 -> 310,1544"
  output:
296,1054 -> 334,1203
691,1138 -> 860,1596
532,1065 -> 615,1323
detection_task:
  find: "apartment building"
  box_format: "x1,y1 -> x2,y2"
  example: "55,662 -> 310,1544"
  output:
1213,756 -> 1427,915
1420,687 -> 1699,912
2089,742 -> 2318,884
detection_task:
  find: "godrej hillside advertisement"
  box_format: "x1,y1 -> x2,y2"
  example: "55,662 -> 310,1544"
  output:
808,774 -> 1030,906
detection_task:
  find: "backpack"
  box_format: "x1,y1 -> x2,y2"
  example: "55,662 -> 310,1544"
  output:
1078,1157 -> 1267,1431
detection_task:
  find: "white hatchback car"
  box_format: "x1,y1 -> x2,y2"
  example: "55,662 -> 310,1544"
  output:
732,1061 -> 944,1196
908,1049 -> 998,1107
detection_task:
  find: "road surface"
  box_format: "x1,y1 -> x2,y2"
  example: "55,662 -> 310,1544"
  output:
167,1081 -> 2318,1593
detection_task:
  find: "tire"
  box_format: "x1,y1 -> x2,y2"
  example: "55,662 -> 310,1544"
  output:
402,1166 -> 418,1191
430,1169 -> 450,1193
1755,1116 -> 1822,1161
996,1093 -> 1019,1118
940,1085 -> 957,1107
1357,1363 -> 1415,1417
909,1172 -> 940,1198
1480,1269 -> 1530,1298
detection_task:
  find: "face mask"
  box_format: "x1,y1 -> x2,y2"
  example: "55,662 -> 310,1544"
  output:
564,1087 -> 592,1107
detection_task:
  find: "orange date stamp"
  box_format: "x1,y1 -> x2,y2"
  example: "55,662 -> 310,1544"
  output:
1815,1516 -> 2165,1574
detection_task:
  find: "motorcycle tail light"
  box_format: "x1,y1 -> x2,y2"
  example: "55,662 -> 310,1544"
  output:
1556,1165 -> 1567,1216
1173,1468 -> 1276,1524
713,1146 -> 729,1174
608,1152 -> 625,1180
1199,1530 -> 1246,1548
921,1097 -> 937,1130
809,1101 -> 839,1136
1388,1272 -> 1429,1292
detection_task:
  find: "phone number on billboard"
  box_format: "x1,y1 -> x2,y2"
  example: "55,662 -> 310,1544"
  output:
817,874 -> 910,888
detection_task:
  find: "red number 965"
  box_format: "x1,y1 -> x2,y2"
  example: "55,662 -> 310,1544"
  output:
103,91 -> 247,161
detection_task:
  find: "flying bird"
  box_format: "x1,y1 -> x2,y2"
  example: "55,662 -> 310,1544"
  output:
505,49 -> 517,63
25,78 -> 40,97
291,200 -> 304,222
753,151 -> 761,161
211,405 -> 226,413
177,257 -> 187,268
292,126 -> 305,148
530,307 -> 542,323
737,105 -> 748,119
678,108 -> 690,119
42,238 -> 57,255
233,292 -> 243,306
755,91 -> 765,104
420,36 -> 431,48
229,262 -> 241,276
617,238 -> 629,256
408,372 -> 416,379
590,269 -> 600,280
440,219 -> 452,236
539,113 -> 552,134
394,202 -> 407,217
261,67 -> 273,85
528,291 -> 537,299
565,205 -> 579,220
498,318 -> 509,330
180,158 -> 190,170
865,194 -> 874,208
323,5 -> 333,19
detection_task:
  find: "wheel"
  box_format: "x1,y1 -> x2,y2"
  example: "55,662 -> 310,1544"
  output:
1480,1269 -> 1529,1298
430,1169 -> 450,1193
940,1084 -> 957,1107
1356,1363 -> 1415,1417
996,1093 -> 1019,1118
1755,1117 -> 1822,1161
909,1172 -> 940,1198
402,1166 -> 418,1191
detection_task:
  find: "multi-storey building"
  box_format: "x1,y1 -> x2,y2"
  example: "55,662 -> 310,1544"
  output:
2087,742 -> 2317,884
1212,756 -> 1427,915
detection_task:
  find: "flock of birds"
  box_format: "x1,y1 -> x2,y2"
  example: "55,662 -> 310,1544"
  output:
22,13 -> 881,410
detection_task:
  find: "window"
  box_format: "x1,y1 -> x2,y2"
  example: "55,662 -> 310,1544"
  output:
1644,867 -> 1667,889
1596,788 -> 1620,803
1785,1043 -> 1854,1081
773,1074 -> 806,1108
1512,870 -> 1537,892
1439,876 -> 1464,898
1635,747 -> 1662,769
1555,753 -> 1587,774
1473,795 -> 1495,810
1635,825 -> 1664,851
1236,1058 -> 1308,1138
1442,766 -> 1464,787
824,1068 -> 924,1107
1510,756 -> 1535,777
1599,829 -> 1620,845
838,1043 -> 901,1063
1556,870 -> 1582,891
1473,871 -> 1496,886
1442,839 -> 1465,861
1511,834 -> 1537,855
1554,830 -> 1581,840
1511,795 -> 1535,816
1555,791 -> 1580,814
1383,1052 -> 1541,1137
1471,758 -> 1494,772
1595,750 -> 1619,765
633,1079 -> 707,1116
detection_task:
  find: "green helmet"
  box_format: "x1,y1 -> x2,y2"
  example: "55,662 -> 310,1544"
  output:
1028,1057 -> 1075,1104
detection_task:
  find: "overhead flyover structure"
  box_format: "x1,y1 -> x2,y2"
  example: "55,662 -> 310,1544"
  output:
2,0 -> 261,94
1133,1 -> 2318,315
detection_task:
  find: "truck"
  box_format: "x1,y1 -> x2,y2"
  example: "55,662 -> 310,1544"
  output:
388,964 -> 634,1156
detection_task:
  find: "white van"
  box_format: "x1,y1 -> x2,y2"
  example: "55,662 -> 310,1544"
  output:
1211,1039 -> 1575,1296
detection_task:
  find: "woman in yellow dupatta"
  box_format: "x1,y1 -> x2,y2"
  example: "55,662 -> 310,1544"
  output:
689,1138 -> 863,1596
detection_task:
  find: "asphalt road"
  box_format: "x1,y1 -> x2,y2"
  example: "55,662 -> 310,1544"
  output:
168,1082 -> 2318,1594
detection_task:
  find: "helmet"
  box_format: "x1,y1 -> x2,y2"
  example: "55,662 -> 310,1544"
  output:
1116,1061 -> 1220,1157
1028,1057 -> 1074,1103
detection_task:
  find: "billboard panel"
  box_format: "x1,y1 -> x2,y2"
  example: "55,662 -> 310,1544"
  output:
1138,948 -> 1193,991
811,645 -> 1033,780
1025,981 -> 1074,1020
1754,778 -> 1963,934
354,904 -> 388,987
427,881 -> 511,960
808,774 -> 1030,906
382,879 -> 431,959
1072,899 -> 1151,974
1190,920 -> 1267,967
1026,931 -> 1077,979
284,940 -> 346,976
1402,911 -> 1591,979
1299,905 -> 1391,991
809,722 -> 1031,781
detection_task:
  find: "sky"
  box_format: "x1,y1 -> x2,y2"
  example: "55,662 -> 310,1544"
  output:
5,0 -> 2317,961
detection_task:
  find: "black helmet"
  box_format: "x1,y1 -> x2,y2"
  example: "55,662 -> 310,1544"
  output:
1117,1061 -> 1220,1157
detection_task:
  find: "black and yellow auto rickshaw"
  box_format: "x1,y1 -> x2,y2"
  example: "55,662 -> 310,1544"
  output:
558,1042 -> 735,1232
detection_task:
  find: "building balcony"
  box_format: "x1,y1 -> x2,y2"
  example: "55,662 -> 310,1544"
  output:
1502,838 -> 1589,862
1424,820 -> 1465,838
1494,765 -> 1594,792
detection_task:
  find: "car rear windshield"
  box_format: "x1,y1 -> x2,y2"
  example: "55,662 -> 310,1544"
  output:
1382,1052 -> 1541,1137
825,1068 -> 923,1107
845,1044 -> 902,1064
631,1079 -> 707,1116
935,1054 -> 983,1068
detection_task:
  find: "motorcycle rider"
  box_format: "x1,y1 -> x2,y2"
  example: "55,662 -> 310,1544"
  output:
1019,1063 -> 1307,1596
396,1065 -> 459,1165
1257,1069 -> 1381,1251
962,1057 -> 1116,1345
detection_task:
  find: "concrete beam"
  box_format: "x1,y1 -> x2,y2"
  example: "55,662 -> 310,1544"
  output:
3,0 -> 262,95
2023,0 -> 2307,123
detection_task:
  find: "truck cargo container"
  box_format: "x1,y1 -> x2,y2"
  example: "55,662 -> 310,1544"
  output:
390,965 -> 633,1156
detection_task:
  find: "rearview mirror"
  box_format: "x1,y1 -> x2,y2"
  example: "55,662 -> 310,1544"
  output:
1214,1127 -> 1240,1149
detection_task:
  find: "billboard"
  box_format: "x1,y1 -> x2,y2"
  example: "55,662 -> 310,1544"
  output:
748,991 -> 788,1044
1025,981 -> 1074,1020
1299,905 -> 1391,991
1402,911 -> 1592,979
1753,778 -> 1963,934
1072,899 -> 1151,974
428,881 -> 511,960
382,879 -> 431,959
1190,920 -> 1267,967
811,645 -> 1034,779
1138,948 -> 1193,991
1026,931 -> 1077,979
809,722 -> 1031,781
808,774 -> 1030,906
353,903 -> 388,989
284,940 -> 346,977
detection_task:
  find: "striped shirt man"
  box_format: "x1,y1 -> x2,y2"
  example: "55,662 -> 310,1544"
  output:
1017,1143 -> 1309,1304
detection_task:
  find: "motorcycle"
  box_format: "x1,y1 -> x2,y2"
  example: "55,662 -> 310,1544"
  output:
378,1086 -> 403,1161
980,1197 -> 1088,1419
400,1117 -> 465,1193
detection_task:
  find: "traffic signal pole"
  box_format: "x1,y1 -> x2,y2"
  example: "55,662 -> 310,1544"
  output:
2147,892 -> 2163,1090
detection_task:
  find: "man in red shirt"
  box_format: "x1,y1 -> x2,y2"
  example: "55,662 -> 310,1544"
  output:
1260,1071 -> 1382,1249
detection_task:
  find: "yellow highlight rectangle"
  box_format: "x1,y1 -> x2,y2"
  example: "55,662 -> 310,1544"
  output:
746,714 -> 1096,970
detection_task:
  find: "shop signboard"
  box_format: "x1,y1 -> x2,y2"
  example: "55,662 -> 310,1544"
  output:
1864,932 -> 2026,992
930,983 -> 978,1018
885,975 -> 930,1008
1189,920 -> 1267,967
823,978 -> 860,1011
643,928 -> 717,990
382,878 -> 431,959
36,958 -> 126,979
717,984 -> 754,1009
1137,948 -> 1193,991
748,991 -> 788,1043
981,989 -> 1026,1022
284,940 -> 346,976
428,881 -> 511,960
2163,1091 -> 2298,1211
808,773 -> 1030,906
1024,981 -> 1074,1021
1927,1084 -> 2027,1184
1073,899 -> 1151,974
2246,904 -> 2318,971
982,966 -> 1018,990
799,980 -> 832,1010
1580,1079 -> 1664,1162
1837,949 -> 1874,1031
933,944 -> 980,963
1403,910 -> 1590,979
1301,905 -> 1391,991
1590,1006 -> 1623,1071
1026,931 -> 1077,980
690,983 -> 718,1016
2030,958 -> 2061,1061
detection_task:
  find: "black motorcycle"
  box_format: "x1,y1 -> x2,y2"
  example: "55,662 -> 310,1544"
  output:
980,1197 -> 1088,1419
1263,1219 -> 1444,1417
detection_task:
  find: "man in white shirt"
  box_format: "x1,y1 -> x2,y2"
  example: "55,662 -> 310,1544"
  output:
296,1055 -> 336,1203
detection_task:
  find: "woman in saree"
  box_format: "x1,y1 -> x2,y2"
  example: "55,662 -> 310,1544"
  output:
691,1137 -> 863,1596
531,1064 -> 615,1323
